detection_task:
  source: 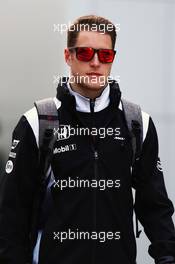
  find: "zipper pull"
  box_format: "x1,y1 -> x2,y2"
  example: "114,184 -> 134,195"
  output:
90,98 -> 95,113
94,150 -> 98,160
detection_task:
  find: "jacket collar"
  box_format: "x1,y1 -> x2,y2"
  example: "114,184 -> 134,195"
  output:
56,77 -> 121,112
67,82 -> 110,113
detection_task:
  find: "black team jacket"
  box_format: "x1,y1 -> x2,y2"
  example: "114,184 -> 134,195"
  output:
0,79 -> 175,264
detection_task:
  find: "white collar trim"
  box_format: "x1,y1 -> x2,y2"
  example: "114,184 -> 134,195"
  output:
67,82 -> 110,113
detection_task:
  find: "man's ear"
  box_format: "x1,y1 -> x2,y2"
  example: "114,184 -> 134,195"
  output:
64,48 -> 73,66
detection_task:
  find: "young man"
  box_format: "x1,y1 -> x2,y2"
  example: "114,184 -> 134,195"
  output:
0,15 -> 175,264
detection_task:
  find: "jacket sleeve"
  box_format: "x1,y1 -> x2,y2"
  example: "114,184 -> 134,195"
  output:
0,115 -> 39,264
133,117 -> 175,263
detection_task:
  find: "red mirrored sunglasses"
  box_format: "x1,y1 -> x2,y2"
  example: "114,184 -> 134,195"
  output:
69,47 -> 116,63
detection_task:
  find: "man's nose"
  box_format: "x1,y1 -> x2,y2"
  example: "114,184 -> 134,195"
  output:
89,53 -> 100,67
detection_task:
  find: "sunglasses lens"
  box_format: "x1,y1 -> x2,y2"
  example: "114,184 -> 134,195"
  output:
74,47 -> 116,63
99,49 -> 115,63
76,47 -> 94,62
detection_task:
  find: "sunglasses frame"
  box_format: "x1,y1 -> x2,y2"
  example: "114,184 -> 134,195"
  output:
68,47 -> 116,63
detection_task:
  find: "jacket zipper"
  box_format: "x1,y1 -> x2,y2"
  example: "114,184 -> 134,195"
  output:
90,98 -> 98,264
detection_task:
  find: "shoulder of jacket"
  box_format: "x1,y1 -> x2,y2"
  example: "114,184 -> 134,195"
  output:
23,106 -> 39,148
141,110 -> 150,142
23,97 -> 61,148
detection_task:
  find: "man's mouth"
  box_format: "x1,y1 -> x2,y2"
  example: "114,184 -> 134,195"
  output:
86,72 -> 103,76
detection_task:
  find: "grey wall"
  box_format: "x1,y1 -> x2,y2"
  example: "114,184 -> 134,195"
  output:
0,0 -> 175,263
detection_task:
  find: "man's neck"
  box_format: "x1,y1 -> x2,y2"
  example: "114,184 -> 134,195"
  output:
69,82 -> 108,99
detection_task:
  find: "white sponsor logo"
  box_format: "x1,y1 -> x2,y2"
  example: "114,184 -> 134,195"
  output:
5,160 -> 14,174
157,160 -> 163,172
9,152 -> 16,159
54,144 -> 77,154
54,126 -> 71,141
113,128 -> 125,141
114,136 -> 125,141
11,139 -> 20,150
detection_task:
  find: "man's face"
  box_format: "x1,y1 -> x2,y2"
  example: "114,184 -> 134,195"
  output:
65,31 -> 114,92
